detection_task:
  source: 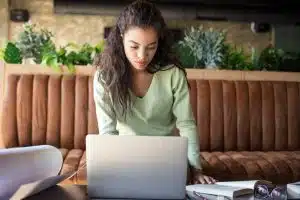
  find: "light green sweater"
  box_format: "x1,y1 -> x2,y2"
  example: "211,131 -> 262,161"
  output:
93,65 -> 202,170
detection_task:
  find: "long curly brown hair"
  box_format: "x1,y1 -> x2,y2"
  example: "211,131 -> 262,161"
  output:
94,0 -> 187,116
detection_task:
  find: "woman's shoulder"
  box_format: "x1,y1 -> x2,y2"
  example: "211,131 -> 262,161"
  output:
93,70 -> 108,93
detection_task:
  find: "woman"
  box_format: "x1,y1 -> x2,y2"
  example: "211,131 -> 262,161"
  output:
93,0 -> 216,184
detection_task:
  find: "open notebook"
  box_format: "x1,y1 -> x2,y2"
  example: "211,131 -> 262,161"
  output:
186,180 -> 272,200
287,181 -> 300,199
0,145 -> 83,200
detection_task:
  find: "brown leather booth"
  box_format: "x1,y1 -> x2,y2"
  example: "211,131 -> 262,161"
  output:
1,65 -> 300,185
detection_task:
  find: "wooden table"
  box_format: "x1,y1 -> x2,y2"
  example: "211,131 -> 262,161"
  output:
25,185 -> 88,200
24,184 -> 256,200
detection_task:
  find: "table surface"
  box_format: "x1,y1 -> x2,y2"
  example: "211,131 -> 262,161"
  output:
24,184 -> 255,200
25,184 -> 89,200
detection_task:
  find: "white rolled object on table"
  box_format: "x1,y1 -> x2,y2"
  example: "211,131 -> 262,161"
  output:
0,145 -> 63,199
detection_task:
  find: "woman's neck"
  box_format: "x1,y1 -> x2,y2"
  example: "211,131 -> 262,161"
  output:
130,67 -> 149,77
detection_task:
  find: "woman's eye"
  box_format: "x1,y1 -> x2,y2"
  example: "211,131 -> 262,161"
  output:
147,46 -> 156,50
130,46 -> 138,49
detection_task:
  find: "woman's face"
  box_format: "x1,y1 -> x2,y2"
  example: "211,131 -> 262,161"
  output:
122,26 -> 158,72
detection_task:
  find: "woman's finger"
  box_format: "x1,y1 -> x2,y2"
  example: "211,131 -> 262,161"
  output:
207,176 -> 217,184
211,177 -> 217,183
192,175 -> 218,184
203,176 -> 213,184
198,176 -> 207,184
193,178 -> 201,184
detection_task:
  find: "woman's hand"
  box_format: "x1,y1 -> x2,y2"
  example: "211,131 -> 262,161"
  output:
191,168 -> 217,184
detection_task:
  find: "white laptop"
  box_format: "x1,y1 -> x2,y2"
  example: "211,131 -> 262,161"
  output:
85,135 -> 188,200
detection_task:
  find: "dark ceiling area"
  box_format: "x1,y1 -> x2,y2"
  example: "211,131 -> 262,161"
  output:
54,0 -> 300,24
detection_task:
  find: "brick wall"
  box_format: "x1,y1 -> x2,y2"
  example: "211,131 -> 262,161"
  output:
2,0 -> 272,54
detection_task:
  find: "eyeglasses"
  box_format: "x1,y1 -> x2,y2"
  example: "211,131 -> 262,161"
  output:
186,184 -> 287,200
254,184 -> 287,200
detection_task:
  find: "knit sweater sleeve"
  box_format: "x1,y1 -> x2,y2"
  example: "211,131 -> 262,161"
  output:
171,67 -> 202,170
93,71 -> 119,135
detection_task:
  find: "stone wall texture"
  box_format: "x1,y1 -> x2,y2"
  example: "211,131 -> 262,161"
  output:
0,0 -> 8,48
3,0 -> 272,54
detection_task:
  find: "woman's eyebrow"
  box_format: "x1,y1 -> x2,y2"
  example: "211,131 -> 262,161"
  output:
129,40 -> 157,46
148,41 -> 157,46
129,40 -> 139,44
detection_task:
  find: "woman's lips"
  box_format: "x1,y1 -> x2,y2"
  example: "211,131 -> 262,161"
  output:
135,61 -> 147,66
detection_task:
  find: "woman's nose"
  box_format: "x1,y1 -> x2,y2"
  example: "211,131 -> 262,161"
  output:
137,49 -> 147,60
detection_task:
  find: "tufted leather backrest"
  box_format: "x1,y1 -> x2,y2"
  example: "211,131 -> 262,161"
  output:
1,74 -> 98,149
1,69 -> 300,151
188,79 -> 300,152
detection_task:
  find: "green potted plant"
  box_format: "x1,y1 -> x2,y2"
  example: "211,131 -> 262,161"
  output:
0,22 -> 106,73
0,42 -> 23,64
257,45 -> 285,71
177,26 -> 227,69
15,23 -> 55,64
220,45 -> 260,71
41,41 -> 105,72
